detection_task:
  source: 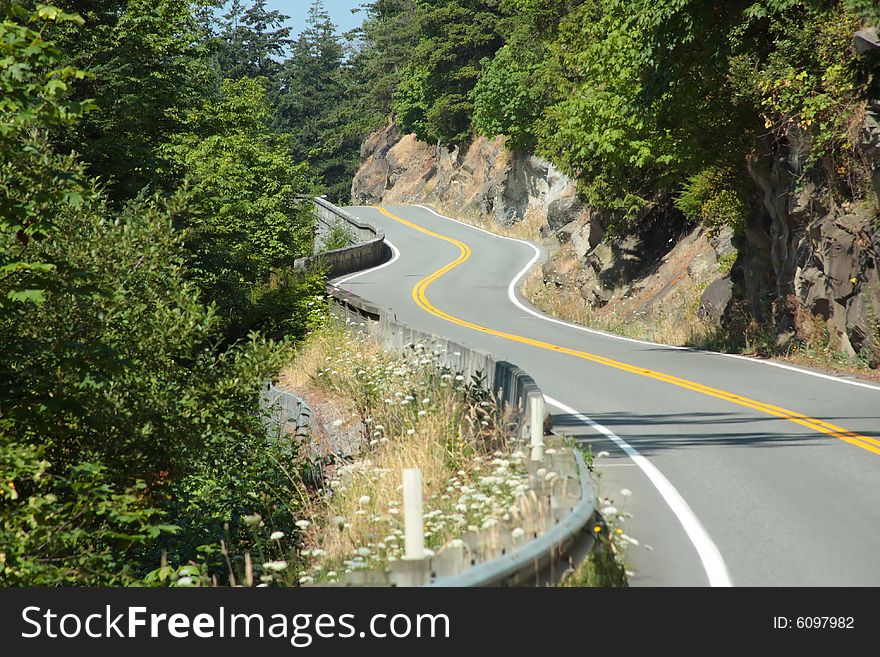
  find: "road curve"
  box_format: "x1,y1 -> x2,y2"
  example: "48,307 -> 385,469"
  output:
335,204 -> 880,587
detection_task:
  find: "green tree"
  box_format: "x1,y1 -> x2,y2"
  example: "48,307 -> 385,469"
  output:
392,0 -> 504,145
164,77 -> 319,339
40,0 -> 217,200
274,0 -> 362,201
0,3 -> 94,306
215,0 -> 292,81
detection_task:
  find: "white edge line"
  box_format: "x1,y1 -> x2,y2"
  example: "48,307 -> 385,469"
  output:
544,395 -> 733,588
334,238 -> 401,285
413,204 -> 880,393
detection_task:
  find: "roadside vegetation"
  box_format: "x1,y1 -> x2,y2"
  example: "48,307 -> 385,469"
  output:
1,1 -> 333,586
277,318 -> 530,583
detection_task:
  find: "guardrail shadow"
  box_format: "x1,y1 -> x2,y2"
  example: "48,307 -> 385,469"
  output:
550,409 -> 880,454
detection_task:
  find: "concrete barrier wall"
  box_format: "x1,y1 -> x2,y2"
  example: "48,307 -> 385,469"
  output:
294,198 -> 387,278
328,286 -> 544,441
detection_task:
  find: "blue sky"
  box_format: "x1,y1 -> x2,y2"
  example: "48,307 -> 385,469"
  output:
265,1 -> 365,37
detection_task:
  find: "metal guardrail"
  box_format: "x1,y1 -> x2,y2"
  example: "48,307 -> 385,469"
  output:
292,197 -> 599,586
427,450 -> 597,587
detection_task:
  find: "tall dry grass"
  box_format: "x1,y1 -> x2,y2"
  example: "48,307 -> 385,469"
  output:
279,320 -> 528,584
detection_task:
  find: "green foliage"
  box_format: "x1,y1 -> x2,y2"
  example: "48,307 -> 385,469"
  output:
0,4 -> 94,306
392,0 -> 504,145
348,0 -> 419,129
214,0 -> 292,81
676,167 -> 749,233
472,45 -> 545,151
0,441 -> 175,586
274,0 -> 360,202
44,0 -> 217,200
163,77 -> 318,339
734,4 -> 867,182
322,219 -> 355,251
0,2 -> 328,587
0,183 -> 308,584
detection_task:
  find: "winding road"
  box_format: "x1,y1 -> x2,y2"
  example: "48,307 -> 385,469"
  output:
334,204 -> 880,587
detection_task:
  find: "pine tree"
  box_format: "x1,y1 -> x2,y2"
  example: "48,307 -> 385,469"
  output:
215,0 -> 292,81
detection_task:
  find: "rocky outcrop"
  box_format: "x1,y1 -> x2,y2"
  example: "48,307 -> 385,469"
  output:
352,122 -> 598,233
740,106 -> 880,358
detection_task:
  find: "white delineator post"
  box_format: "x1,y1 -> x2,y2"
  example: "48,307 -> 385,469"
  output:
530,395 -> 545,462
402,468 -> 425,560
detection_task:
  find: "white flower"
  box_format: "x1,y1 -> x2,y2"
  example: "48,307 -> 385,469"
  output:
269,531 -> 285,540
355,547 -> 371,557
620,488 -> 632,497
620,534 -> 640,546
455,375 -> 464,381
263,560 -> 289,572
602,506 -> 618,516
332,515 -> 346,526
358,495 -> 371,505
511,527 -> 525,539
422,398 -> 430,404
326,571 -> 337,578
331,419 -> 343,428
417,410 -> 427,417
311,548 -> 326,557
299,575 -> 314,584
406,428 -> 415,435
295,519 -> 310,529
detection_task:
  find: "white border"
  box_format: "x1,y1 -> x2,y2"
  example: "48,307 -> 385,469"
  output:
545,395 -> 733,587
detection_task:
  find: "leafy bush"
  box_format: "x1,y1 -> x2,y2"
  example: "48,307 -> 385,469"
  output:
0,441 -> 174,586
676,167 -> 749,233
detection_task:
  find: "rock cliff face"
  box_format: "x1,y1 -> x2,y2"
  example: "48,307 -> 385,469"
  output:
352,119 -> 880,363
741,104 -> 880,358
352,124 -> 590,232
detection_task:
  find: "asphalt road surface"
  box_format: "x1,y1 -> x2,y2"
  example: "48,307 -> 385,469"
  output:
334,204 -> 880,587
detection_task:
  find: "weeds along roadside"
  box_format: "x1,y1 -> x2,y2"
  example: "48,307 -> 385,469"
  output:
277,314 -> 532,584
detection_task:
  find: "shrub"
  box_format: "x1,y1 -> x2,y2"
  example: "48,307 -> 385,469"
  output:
675,167 -> 749,233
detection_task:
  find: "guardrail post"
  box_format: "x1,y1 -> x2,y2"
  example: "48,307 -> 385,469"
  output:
529,394 -> 545,462
403,468 -> 425,560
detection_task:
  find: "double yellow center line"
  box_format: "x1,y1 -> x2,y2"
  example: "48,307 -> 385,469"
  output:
375,207 -> 880,457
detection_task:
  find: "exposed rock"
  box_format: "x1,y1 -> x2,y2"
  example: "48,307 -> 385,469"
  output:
699,277 -> 733,324
746,113 -> 880,358
352,122 -> 592,231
